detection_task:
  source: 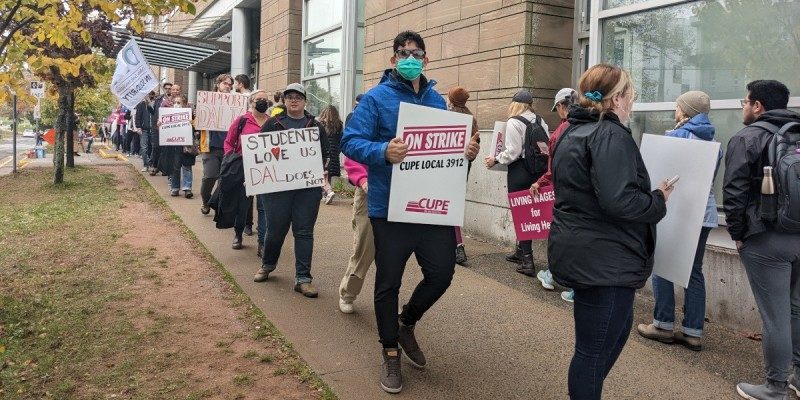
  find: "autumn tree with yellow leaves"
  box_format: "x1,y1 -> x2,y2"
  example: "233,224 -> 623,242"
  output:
1,0 -> 195,183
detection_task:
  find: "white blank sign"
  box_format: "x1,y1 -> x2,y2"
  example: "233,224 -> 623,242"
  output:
640,134 -> 720,288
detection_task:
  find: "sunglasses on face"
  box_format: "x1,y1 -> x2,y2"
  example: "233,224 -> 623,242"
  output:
395,49 -> 426,59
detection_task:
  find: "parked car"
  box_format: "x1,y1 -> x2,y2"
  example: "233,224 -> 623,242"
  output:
22,129 -> 36,138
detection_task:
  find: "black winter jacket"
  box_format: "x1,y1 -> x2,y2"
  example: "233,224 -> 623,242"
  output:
723,109 -> 800,241
213,152 -> 245,229
548,108 -> 667,290
135,101 -> 155,131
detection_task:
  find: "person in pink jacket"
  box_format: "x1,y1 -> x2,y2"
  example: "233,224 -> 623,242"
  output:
224,90 -> 270,251
338,155 -> 374,313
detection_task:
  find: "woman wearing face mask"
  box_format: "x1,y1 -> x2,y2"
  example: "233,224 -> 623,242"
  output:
548,64 -> 674,400
223,90 -> 272,251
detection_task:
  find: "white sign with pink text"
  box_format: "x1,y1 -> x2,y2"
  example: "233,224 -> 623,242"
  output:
488,121 -> 508,171
158,108 -> 193,146
387,103 -> 473,226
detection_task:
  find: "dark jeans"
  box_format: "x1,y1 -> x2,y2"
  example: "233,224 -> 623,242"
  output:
140,129 -> 151,166
131,133 -> 140,156
234,195 -> 253,236
652,227 -> 712,337
739,230 -> 800,382
259,188 -> 321,284
371,218 -> 456,348
123,130 -> 132,153
257,195 -> 267,246
150,131 -> 161,169
569,286 -> 635,400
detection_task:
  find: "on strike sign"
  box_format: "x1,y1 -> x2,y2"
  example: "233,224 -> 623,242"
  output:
488,121 -> 507,171
508,187 -> 555,240
158,108 -> 193,145
195,91 -> 248,131
387,103 -> 473,226
241,127 -> 325,196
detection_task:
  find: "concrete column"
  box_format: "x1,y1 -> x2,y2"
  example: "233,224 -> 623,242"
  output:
188,71 -> 199,105
231,7 -> 251,77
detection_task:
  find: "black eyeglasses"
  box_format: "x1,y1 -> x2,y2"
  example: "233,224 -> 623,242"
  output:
395,49 -> 426,59
740,99 -> 753,107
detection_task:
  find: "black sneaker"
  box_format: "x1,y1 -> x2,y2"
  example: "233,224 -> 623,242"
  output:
232,235 -> 243,250
184,190 -> 193,199
200,205 -> 210,215
398,321 -> 426,368
381,348 -> 403,394
244,225 -> 254,236
455,244 -> 467,266
505,246 -> 523,264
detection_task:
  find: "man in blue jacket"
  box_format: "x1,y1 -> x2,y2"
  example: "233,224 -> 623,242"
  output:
341,30 -> 479,394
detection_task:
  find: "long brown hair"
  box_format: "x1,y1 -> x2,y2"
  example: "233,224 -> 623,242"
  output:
318,105 -> 343,137
577,63 -> 633,120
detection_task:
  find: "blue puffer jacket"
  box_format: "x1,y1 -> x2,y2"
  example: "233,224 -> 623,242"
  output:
665,113 -> 722,228
341,69 -> 446,218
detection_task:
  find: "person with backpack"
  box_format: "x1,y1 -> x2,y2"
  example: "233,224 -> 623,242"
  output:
724,80 -> 800,400
200,74 -> 235,215
224,90 -> 271,250
637,90 -> 721,351
484,90 -> 549,277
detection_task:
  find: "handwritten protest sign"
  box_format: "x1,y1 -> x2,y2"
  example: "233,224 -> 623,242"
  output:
242,127 -> 325,196
195,91 -> 248,131
508,187 -> 555,241
387,103 -> 473,226
158,108 -> 193,146
488,121 -> 508,171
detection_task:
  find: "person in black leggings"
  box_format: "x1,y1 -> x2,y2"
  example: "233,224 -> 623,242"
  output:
484,90 -> 549,276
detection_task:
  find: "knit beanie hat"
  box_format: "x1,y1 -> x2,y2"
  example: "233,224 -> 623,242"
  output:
448,87 -> 470,107
676,91 -> 710,118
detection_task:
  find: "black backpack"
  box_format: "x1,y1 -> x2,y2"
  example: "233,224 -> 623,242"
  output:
512,115 -> 549,178
751,120 -> 800,233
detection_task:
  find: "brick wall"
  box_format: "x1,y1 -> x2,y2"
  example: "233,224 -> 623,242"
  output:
258,0 -> 303,94
363,0 -> 574,129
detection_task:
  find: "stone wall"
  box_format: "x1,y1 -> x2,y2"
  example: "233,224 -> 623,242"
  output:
258,0 -> 303,94
362,0 -> 575,130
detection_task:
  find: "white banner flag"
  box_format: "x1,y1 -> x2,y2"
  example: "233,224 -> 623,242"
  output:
111,39 -> 158,110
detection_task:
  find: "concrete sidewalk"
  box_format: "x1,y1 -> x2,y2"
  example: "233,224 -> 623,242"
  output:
137,158 -> 767,400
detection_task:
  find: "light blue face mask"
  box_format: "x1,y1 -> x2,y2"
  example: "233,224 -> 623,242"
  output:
396,57 -> 424,81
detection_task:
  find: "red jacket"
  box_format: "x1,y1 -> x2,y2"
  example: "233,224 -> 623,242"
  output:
535,119 -> 569,188
224,112 -> 265,155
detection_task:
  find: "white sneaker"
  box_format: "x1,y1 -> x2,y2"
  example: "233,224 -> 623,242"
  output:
339,298 -> 354,314
140,167 -> 148,172
324,191 -> 335,205
536,269 -> 555,290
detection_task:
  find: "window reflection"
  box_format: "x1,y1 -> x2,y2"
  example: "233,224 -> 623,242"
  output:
305,30 -> 342,76
306,0 -> 343,35
306,75 -> 342,116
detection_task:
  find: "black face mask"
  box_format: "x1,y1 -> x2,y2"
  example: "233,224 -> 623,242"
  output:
254,99 -> 269,113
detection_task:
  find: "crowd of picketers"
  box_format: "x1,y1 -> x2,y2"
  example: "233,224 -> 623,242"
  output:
115,29 -> 800,399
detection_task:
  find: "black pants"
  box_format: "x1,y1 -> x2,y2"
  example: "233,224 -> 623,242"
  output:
371,218 -> 456,348
569,286 -> 635,400
507,160 -> 539,256
234,195 -> 253,236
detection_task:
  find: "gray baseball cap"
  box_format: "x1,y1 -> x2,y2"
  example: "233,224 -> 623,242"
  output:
552,88 -> 576,112
512,90 -> 533,104
283,83 -> 306,98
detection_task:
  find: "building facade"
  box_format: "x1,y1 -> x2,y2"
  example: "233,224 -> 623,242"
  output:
146,0 -> 800,332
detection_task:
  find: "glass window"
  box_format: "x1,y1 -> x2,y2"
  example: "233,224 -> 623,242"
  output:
604,0 -> 650,9
305,75 -> 342,116
629,107 -> 800,208
304,29 -> 342,76
306,0 -> 344,36
600,1 -> 800,103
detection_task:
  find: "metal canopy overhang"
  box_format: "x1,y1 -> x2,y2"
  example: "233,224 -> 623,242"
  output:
112,28 -> 231,75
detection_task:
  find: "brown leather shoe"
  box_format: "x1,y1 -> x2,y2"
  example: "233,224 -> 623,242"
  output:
636,323 -> 674,344
253,267 -> 270,282
674,331 -> 702,351
294,282 -> 318,298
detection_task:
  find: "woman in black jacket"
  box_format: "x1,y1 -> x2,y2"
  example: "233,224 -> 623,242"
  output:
548,64 -> 674,400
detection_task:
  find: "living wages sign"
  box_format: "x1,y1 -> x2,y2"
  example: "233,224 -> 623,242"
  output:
195,91 -> 248,131
488,121 -> 508,171
158,108 -> 193,146
387,103 -> 473,226
508,187 -> 555,240
111,39 -> 158,110
241,127 -> 325,196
